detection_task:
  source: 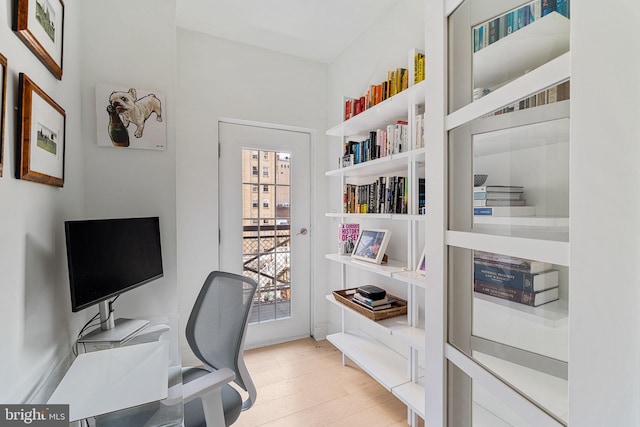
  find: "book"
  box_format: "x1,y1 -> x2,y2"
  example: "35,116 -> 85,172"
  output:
474,185 -> 524,193
338,223 -> 360,255
473,206 -> 535,216
474,199 -> 526,207
474,280 -> 559,307
353,292 -> 390,307
474,263 -> 559,292
351,298 -> 392,311
474,251 -> 553,274
474,191 -> 523,200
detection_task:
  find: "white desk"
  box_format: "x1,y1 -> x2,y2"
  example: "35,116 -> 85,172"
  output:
48,341 -> 169,422
33,315 -> 183,427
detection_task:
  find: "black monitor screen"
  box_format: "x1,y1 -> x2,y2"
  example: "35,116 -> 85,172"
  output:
65,217 -> 163,312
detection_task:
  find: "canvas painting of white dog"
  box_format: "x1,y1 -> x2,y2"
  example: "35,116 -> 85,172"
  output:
96,83 -> 166,150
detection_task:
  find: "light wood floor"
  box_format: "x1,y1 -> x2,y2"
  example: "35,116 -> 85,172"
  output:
233,337 -> 420,427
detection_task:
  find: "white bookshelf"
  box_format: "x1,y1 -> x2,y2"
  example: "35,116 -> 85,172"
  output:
325,49 -> 426,424
392,378 -> 425,419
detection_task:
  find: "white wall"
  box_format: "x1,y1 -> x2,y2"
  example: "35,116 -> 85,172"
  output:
0,0 -> 85,403
325,0 -> 426,333
569,0 -> 640,424
78,0 -> 178,318
176,30 -> 329,363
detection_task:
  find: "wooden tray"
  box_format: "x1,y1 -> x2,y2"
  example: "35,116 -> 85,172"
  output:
332,288 -> 407,321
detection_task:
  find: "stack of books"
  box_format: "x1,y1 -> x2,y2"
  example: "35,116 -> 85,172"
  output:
473,251 -> 559,307
351,285 -> 392,311
473,185 -> 535,217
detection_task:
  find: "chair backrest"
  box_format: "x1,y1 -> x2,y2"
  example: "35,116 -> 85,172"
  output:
186,271 -> 258,410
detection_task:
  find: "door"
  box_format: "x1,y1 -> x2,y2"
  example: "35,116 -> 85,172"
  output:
218,120 -> 311,348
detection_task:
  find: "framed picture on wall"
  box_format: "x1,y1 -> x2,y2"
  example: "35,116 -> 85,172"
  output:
351,228 -> 391,264
95,83 -> 166,151
0,53 -> 7,177
17,73 -> 66,187
13,0 -> 65,80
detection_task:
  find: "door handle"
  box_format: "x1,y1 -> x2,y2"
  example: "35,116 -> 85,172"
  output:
296,227 -> 308,236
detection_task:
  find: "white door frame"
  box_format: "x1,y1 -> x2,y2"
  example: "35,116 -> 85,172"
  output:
217,117 -> 316,347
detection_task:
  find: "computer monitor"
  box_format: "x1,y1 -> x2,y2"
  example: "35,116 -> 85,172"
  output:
64,216 -> 164,342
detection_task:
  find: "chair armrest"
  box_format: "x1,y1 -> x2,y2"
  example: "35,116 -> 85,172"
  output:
182,368 -> 235,404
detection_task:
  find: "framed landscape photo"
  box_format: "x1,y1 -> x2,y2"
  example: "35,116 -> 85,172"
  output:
17,73 -> 66,187
351,228 -> 391,264
0,53 -> 7,177
13,0 -> 65,80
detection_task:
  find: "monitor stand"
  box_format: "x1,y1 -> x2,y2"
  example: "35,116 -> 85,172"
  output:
78,301 -> 149,343
78,318 -> 150,343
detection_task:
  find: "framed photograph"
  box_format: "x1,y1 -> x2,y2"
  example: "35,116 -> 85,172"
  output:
351,228 -> 391,264
13,0 -> 65,80
416,247 -> 426,275
0,53 -> 7,177
17,73 -> 66,187
95,83 -> 166,151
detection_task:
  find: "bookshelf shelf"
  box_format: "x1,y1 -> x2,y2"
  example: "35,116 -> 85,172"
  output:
326,331 -> 410,391
326,148 -> 425,179
392,378 -> 425,419
473,215 -> 569,229
325,253 -> 407,277
326,80 -> 426,137
325,212 -> 426,222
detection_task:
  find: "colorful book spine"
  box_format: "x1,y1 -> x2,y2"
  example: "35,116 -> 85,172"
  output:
474,280 -> 559,307
474,263 -> 559,292
338,223 -> 360,255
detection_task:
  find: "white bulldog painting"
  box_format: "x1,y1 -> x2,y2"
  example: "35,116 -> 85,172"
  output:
96,83 -> 167,150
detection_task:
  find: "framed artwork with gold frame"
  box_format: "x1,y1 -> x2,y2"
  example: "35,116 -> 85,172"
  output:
13,0 -> 65,80
17,73 -> 66,187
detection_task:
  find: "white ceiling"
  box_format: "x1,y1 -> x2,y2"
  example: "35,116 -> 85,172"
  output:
175,0 -> 399,63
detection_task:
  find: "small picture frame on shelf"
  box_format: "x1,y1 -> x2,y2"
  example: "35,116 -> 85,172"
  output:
351,228 -> 391,264
416,247 -> 426,275
13,0 -> 65,80
17,73 -> 66,187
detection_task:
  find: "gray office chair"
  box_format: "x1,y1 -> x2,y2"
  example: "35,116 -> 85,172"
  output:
182,271 -> 258,427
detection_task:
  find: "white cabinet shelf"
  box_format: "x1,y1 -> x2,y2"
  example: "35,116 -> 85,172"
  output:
326,81 -> 426,137
473,12 -> 570,90
447,52 -> 570,131
326,331 -> 409,391
474,293 -> 568,328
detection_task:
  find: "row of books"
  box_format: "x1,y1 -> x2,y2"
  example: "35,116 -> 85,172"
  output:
473,185 -> 534,217
414,51 -> 425,85
343,176 -> 408,215
473,0 -> 569,53
473,251 -> 560,307
340,122 -> 409,167
483,81 -> 570,115
344,68 -> 409,121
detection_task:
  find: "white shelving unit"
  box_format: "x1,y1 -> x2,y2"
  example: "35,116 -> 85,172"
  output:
325,50 -> 427,426
438,3 -> 572,427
